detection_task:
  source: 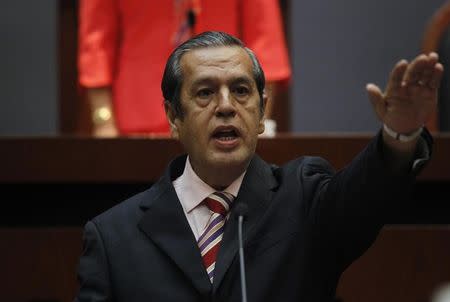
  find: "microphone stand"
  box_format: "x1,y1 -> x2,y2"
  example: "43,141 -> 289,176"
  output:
237,208 -> 248,302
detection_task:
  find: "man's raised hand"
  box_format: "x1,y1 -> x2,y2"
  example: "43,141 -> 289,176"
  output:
366,52 -> 443,134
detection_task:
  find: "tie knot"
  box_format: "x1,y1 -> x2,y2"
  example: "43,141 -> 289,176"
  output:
204,192 -> 234,216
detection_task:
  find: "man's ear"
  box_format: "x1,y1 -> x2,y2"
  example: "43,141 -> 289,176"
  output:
258,92 -> 268,134
164,102 -> 180,139
258,117 -> 266,135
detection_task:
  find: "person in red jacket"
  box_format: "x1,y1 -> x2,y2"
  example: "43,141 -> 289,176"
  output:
78,0 -> 291,137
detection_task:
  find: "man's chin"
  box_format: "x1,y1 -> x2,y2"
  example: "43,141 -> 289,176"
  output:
207,153 -> 251,171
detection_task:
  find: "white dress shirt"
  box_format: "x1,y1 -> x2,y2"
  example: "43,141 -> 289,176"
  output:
173,157 -> 246,240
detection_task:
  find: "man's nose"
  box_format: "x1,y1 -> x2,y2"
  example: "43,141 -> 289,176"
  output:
215,89 -> 236,118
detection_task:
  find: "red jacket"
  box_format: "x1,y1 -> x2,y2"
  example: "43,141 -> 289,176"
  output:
79,0 -> 291,134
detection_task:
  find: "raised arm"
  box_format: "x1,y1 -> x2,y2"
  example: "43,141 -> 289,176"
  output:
307,53 -> 443,269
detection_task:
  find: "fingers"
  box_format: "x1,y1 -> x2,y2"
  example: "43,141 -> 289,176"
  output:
421,53 -> 439,87
429,62 -> 444,89
368,53 -> 442,131
385,60 -> 408,98
402,52 -> 442,90
366,83 -> 385,120
402,54 -> 431,85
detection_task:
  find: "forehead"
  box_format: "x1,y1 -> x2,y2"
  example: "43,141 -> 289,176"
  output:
180,46 -> 254,83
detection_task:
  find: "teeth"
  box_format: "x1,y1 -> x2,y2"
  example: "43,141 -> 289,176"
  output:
215,130 -> 236,138
218,136 -> 235,141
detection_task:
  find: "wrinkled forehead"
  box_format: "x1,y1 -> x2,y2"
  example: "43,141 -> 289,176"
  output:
180,46 -> 255,82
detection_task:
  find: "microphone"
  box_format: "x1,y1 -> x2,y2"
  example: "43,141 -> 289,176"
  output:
234,203 -> 249,302
187,9 -> 196,29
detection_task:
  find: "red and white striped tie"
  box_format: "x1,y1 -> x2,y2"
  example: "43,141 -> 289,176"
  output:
198,192 -> 234,283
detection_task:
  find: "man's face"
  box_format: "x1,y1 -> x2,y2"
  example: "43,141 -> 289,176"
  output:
167,46 -> 265,187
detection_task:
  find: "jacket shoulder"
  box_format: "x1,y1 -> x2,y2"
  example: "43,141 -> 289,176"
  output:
279,155 -> 335,177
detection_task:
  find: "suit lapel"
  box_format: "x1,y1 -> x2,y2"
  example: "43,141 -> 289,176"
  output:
138,156 -> 211,296
212,155 -> 279,292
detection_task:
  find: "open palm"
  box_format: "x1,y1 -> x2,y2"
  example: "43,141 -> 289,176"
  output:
367,53 -> 443,134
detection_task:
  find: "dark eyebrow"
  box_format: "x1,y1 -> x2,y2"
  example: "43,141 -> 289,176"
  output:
230,76 -> 254,86
190,77 -> 217,88
190,75 -> 254,89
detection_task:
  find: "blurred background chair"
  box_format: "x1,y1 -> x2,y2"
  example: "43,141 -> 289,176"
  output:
422,0 -> 450,131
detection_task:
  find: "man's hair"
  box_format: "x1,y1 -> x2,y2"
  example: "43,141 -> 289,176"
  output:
161,31 -> 266,118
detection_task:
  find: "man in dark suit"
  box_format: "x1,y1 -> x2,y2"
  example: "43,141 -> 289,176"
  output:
75,31 -> 443,301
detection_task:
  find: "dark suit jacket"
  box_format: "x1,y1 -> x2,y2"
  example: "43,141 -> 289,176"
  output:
75,132 -> 430,302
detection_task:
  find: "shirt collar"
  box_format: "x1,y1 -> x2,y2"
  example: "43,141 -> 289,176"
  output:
182,156 -> 246,213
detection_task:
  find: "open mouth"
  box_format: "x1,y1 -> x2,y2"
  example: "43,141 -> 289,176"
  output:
213,129 -> 239,141
212,127 -> 240,147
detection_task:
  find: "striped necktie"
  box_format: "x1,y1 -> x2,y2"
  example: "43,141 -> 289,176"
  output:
197,191 -> 234,283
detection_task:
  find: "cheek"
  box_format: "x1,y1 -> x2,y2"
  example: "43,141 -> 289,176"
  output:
242,104 -> 263,128
184,115 -> 208,139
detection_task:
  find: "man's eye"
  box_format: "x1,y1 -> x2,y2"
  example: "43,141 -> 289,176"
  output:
197,89 -> 213,98
234,86 -> 250,96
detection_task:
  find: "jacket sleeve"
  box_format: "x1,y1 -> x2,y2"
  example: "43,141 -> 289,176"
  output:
303,129 -> 433,271
74,221 -> 112,302
78,0 -> 120,87
241,0 -> 291,82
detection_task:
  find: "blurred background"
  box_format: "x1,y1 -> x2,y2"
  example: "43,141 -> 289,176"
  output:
1,1 -> 450,302
0,0 -> 449,136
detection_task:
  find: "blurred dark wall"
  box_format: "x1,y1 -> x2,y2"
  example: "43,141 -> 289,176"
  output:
0,0 -> 58,136
291,0 -> 447,132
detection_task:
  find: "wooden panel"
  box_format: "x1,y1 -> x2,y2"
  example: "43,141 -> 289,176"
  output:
0,228 -> 82,302
337,226 -> 450,302
1,227 -> 449,302
59,0 -> 82,135
1,134 -> 449,183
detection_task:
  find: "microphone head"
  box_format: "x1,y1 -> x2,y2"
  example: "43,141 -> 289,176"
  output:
234,203 -> 249,218
187,9 -> 196,28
